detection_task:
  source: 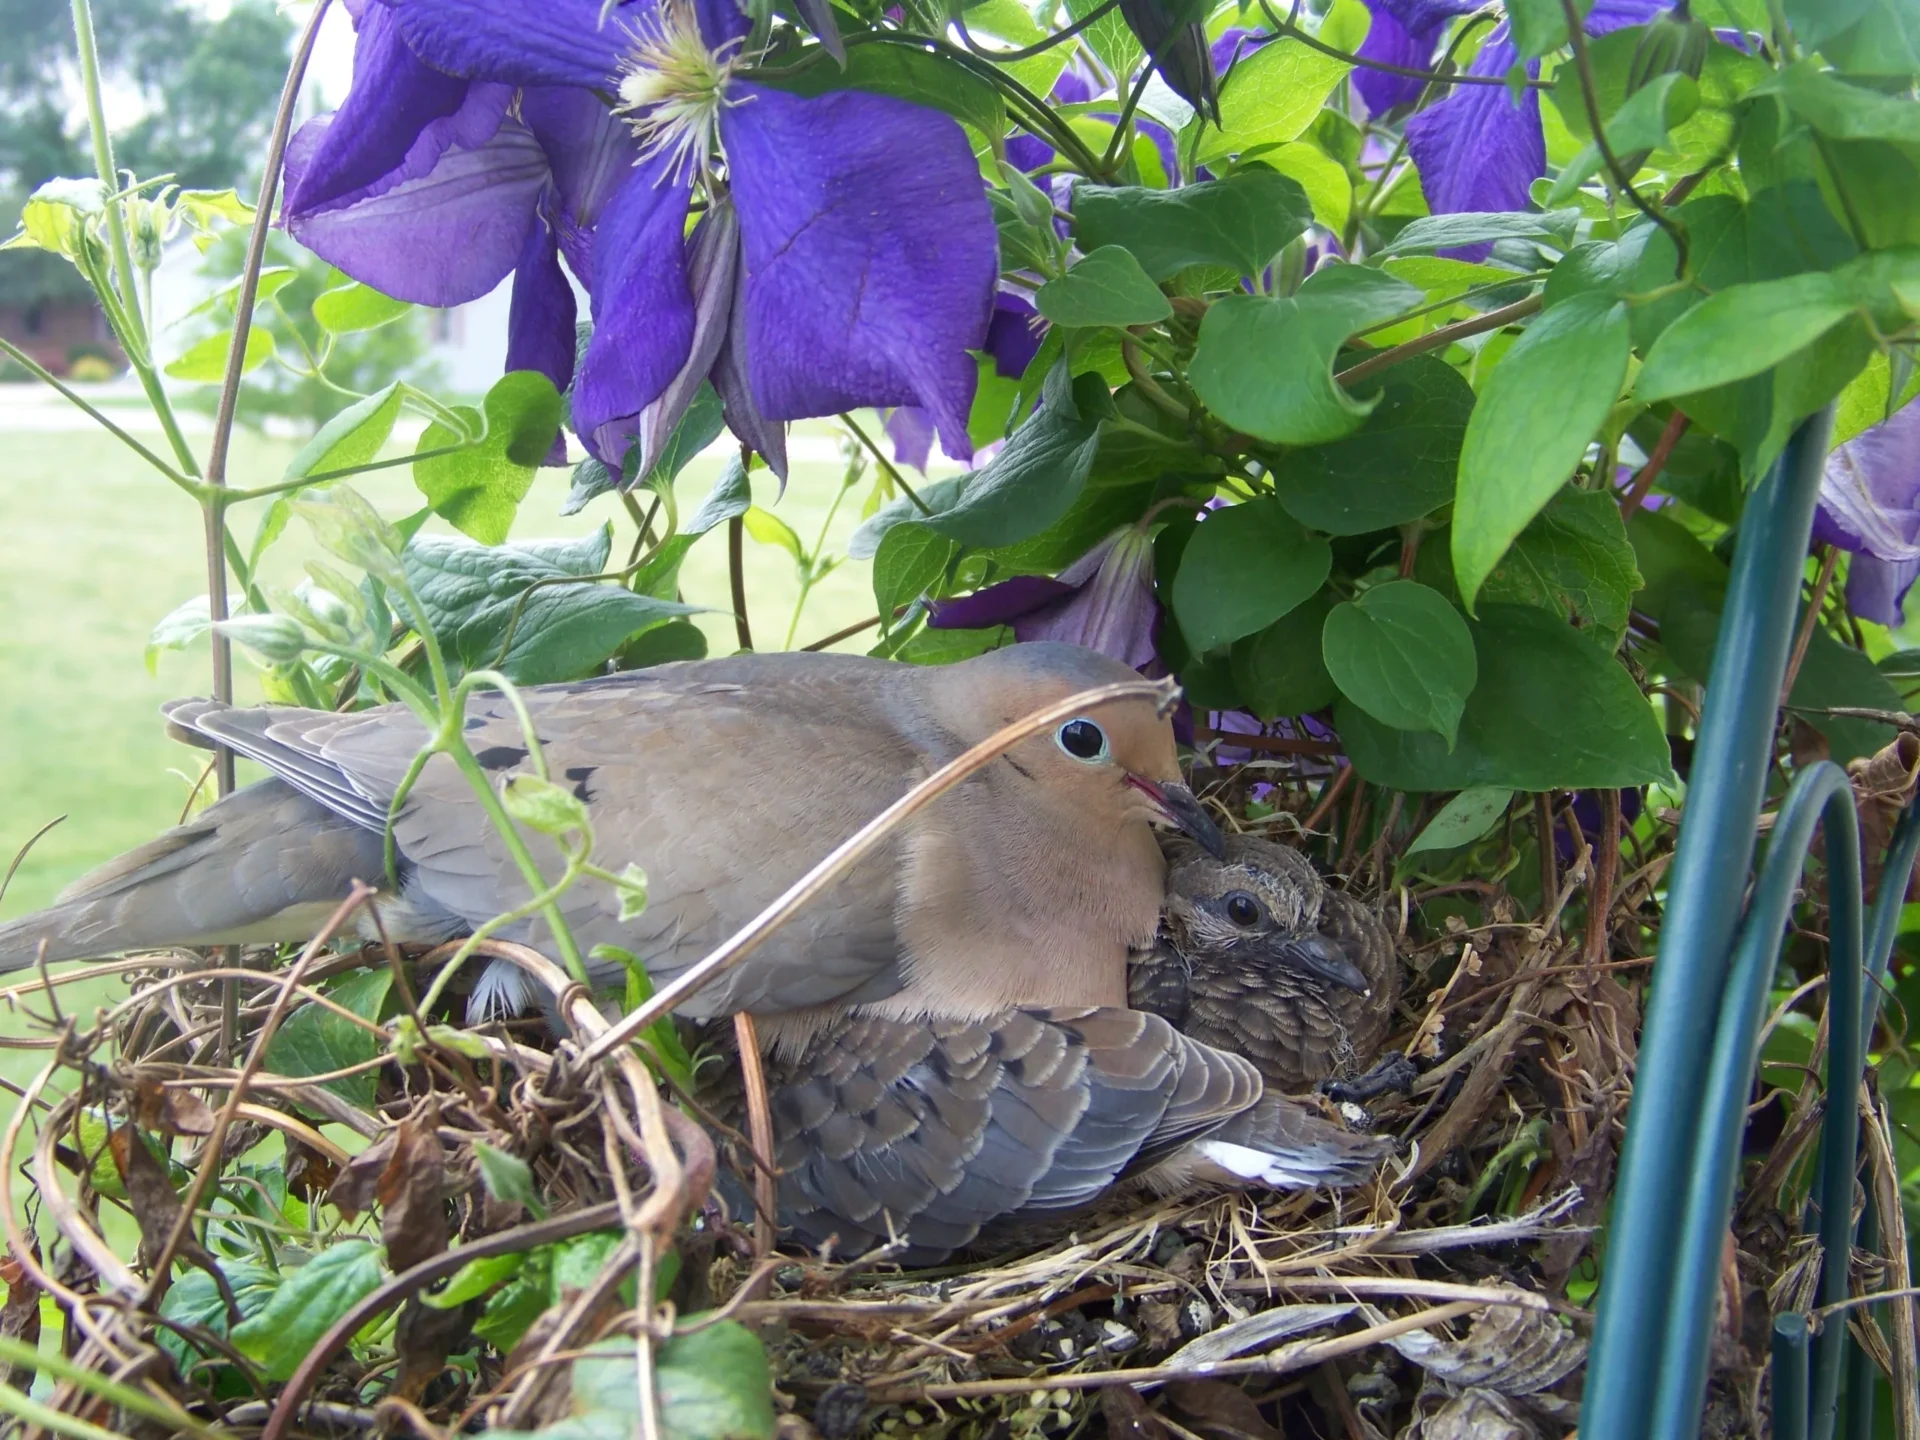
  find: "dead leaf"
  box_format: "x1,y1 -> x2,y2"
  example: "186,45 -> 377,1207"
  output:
284,1135 -> 339,1201
0,1254 -> 40,1391
1164,1380 -> 1281,1440
107,1121 -> 238,1322
1100,1386 -> 1170,1439
378,1115 -> 449,1274
132,1079 -> 215,1137
327,1133 -> 396,1221
392,1295 -> 478,1402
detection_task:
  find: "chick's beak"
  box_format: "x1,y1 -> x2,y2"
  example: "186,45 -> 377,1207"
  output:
1275,935 -> 1370,995
1127,776 -> 1227,858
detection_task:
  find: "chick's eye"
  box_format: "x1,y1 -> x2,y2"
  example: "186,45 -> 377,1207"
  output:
1055,718 -> 1110,763
1225,892 -> 1262,927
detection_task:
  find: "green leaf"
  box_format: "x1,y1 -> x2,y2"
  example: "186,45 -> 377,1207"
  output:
501,774 -> 590,837
1065,0 -> 1142,81
473,1140 -> 543,1214
1270,355 -> 1475,535
263,968 -> 392,1107
156,1260 -> 278,1377
1323,580 -> 1477,746
872,521 -> 952,618
1337,605 -> 1675,791
164,326 -> 274,382
1189,265 -> 1422,446
925,363 -> 1108,548
1403,787 -> 1515,857
311,281 -> 412,334
285,384 -> 404,482
1262,142 -> 1353,234
425,1252 -> 525,1310
474,1250 -> 552,1351
562,386 -> 725,516
617,620 -> 709,669
599,944 -> 699,1092
1636,270 -> 1855,402
1231,589 -> 1339,720
1546,72 -> 1700,205
758,40 -> 1004,138
551,1232 -> 625,1301
1453,290 -> 1630,611
414,372 -> 563,544
741,506 -> 806,565
567,1325 -> 776,1440
145,594 -> 211,674
1190,37 -> 1351,165
231,1243 -> 385,1381
1171,499 -> 1333,653
1035,245 -> 1172,328
1476,487 -> 1642,646
403,528 -> 699,686
1507,0 -> 1593,59
1069,169 -> 1314,281
1752,59 -> 1920,143
1378,209 -> 1581,257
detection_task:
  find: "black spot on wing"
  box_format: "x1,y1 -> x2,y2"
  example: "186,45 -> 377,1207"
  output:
565,764 -> 597,802
474,745 -> 529,769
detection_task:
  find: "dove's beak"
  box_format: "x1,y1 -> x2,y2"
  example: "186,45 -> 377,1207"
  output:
1129,777 -> 1227,858
1273,934 -> 1371,995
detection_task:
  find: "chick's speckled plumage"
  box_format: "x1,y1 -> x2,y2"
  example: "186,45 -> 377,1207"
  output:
1130,833 -> 1399,1090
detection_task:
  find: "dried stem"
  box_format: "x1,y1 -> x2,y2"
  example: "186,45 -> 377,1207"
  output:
1619,411 -> 1689,520
731,1012 -> 779,1268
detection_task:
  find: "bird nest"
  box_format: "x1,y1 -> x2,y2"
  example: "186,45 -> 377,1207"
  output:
0,741 -> 1913,1440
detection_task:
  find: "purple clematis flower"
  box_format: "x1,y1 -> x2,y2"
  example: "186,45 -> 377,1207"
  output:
1384,0 -> 1671,257
284,2 -> 635,395
888,291 -> 1044,470
929,523 -> 1160,670
1813,401 -> 1920,627
336,0 -> 996,478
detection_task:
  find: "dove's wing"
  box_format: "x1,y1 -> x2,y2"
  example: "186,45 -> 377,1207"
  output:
760,1007 -> 1260,1264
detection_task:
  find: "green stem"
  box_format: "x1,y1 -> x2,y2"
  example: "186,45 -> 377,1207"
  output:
840,411 -> 933,516
69,0 -> 143,352
0,337 -> 196,492
1257,0 -> 1554,88
952,0 -> 1119,64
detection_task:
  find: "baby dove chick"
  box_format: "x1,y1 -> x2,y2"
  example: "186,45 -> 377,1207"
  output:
1130,833 -> 1400,1092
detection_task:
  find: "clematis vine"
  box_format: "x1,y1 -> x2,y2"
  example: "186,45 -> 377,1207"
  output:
284,0 -> 634,397
1360,0 -> 1672,254
928,512 -> 1166,670
372,0 -> 998,479
1813,401 -> 1920,627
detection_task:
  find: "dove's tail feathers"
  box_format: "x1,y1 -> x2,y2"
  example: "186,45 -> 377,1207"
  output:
0,779 -> 407,972
1146,1093 -> 1393,1196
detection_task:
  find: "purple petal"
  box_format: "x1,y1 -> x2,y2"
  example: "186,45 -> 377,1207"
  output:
388,0 -> 630,87
929,575 -> 1073,630
284,4 -> 473,216
695,0 -> 752,49
1372,0 -> 1480,27
985,292 -> 1044,379
1018,528 -> 1159,669
1816,400 -> 1920,561
1211,27 -> 1253,73
1353,5 -> 1441,116
711,245 -> 789,481
1847,554 -> 1920,628
286,103 -> 549,306
1402,34 -> 1543,259
637,203 -> 739,475
573,156 -> 696,465
1006,133 -> 1054,173
723,84 -> 995,461
886,406 -> 935,472
507,221 -> 579,393
1586,0 -> 1674,35
521,86 -> 637,235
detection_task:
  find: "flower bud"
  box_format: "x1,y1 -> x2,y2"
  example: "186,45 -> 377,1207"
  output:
1627,4 -> 1709,96
1118,0 -> 1219,125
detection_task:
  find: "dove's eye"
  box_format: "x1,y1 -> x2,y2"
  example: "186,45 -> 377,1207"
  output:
1225,892 -> 1262,927
1055,718 -> 1109,763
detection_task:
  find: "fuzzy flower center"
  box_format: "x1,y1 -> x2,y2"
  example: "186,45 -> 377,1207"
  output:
614,0 -> 743,181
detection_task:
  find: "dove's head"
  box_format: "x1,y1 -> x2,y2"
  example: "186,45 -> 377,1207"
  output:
938,642 -> 1225,859
1163,834 -> 1371,995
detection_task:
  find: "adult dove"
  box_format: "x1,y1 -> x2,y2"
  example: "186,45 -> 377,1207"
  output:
0,644 -> 1223,1022
1129,833 -> 1400,1091
707,845 -> 1394,1263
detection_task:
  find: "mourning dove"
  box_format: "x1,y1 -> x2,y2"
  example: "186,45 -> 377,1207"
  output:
706,842 -> 1394,1264
0,644 -> 1223,1025
1128,834 -> 1401,1091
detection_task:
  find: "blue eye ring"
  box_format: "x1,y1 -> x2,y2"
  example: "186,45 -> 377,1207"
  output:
1055,718 -> 1110,763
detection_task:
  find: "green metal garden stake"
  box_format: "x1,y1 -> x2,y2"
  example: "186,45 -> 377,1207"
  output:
1776,1314 -> 1813,1440
1584,408 -> 1837,1437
